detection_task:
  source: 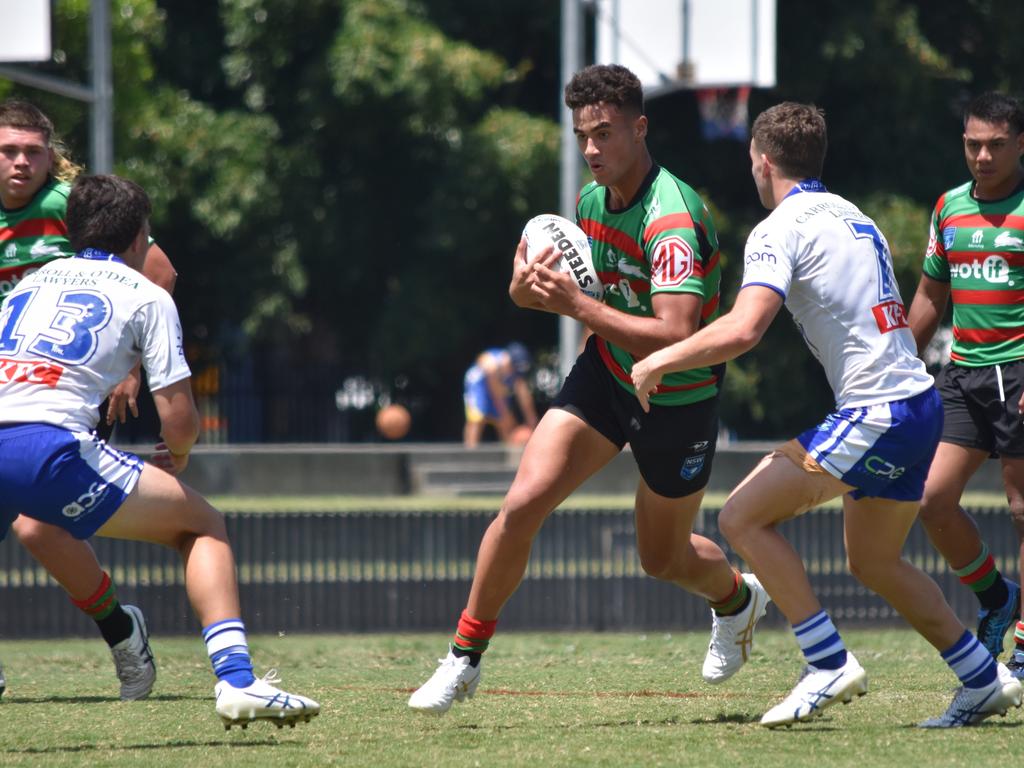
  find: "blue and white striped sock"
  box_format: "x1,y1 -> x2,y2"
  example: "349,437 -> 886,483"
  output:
203,618 -> 256,688
793,610 -> 847,670
942,630 -> 997,689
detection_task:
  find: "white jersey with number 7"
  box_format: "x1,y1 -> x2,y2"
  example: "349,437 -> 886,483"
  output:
740,189 -> 933,409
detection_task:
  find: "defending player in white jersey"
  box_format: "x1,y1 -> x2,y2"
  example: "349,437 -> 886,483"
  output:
631,102 -> 1022,728
0,174 -> 319,729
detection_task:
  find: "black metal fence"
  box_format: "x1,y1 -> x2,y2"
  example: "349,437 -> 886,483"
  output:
0,506 -> 1014,638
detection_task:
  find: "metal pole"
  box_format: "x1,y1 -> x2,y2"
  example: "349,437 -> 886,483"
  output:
559,0 -> 583,379
90,0 -> 113,173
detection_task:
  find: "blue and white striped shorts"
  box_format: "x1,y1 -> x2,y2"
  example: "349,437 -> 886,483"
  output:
0,423 -> 143,541
796,388 -> 943,501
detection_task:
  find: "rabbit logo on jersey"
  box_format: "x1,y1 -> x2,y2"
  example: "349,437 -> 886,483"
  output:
62,481 -> 110,519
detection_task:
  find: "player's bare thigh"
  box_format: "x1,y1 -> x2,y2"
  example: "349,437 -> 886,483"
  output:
721,441 -> 852,532
501,406 -> 619,519
95,462 -> 226,547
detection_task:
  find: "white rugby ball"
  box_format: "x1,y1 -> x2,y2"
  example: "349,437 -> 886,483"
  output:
522,214 -> 603,301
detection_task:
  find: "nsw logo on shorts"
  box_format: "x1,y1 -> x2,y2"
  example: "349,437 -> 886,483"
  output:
680,453 -> 706,480
62,481 -> 110,519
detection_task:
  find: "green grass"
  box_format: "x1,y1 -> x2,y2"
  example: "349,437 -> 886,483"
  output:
206,491 -> 1012,513
0,629 -> 1021,767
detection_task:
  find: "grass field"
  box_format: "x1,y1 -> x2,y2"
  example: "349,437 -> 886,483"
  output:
204,491 -> 1014,513
1,629 -> 1022,767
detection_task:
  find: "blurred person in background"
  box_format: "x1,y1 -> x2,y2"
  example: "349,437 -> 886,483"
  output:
462,342 -> 538,448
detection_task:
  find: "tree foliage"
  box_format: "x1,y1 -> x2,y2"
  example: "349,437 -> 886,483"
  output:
3,0 -> 1023,440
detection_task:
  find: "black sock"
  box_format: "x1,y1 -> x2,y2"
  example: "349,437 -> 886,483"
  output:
451,647 -> 482,667
96,606 -> 134,648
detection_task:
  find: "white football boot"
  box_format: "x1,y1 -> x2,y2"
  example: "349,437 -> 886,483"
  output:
111,605 -> 156,701
760,652 -> 868,727
408,649 -> 482,714
918,662 -> 1023,728
215,669 -> 320,730
702,573 -> 771,684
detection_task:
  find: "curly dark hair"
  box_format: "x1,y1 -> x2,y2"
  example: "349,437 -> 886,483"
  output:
751,102 -> 827,180
68,175 -> 151,254
564,64 -> 644,114
964,92 -> 1024,134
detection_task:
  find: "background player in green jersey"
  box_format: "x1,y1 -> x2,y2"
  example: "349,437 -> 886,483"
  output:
0,99 -> 177,699
908,92 -> 1024,673
409,64 -> 769,714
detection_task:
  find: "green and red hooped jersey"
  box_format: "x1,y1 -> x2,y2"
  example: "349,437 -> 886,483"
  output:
576,164 -> 722,406
922,179 -> 1024,366
0,178 -> 74,301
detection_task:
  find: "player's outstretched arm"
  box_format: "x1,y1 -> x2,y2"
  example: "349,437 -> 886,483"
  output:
631,286 -> 783,411
906,274 -> 950,357
150,378 -> 200,474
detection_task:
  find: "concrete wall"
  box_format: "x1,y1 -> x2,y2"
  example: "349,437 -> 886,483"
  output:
169,442 -> 1008,497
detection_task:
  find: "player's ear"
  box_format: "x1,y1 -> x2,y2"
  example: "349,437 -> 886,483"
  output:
634,114 -> 648,142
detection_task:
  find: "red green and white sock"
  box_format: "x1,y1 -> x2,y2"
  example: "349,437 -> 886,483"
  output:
954,543 -> 1008,610
70,571 -> 133,648
709,570 -> 750,617
1015,621 -> 1024,653
451,610 -> 496,665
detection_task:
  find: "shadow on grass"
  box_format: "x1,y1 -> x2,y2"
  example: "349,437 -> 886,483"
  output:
2,693 -> 200,704
690,711 -> 760,725
6,738 -> 298,755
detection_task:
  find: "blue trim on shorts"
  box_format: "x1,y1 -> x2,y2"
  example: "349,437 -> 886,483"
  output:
0,423 -> 142,541
797,389 -> 943,501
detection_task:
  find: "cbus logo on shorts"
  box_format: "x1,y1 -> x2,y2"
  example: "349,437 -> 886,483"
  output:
864,455 -> 905,479
61,481 -> 110,519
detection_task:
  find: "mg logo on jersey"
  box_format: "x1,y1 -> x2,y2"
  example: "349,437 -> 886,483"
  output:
871,300 -> 909,334
969,229 -> 985,248
62,481 -> 110,518
650,236 -> 694,288
864,455 -> 905,479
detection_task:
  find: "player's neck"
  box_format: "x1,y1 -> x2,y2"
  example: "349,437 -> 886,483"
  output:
606,151 -> 653,210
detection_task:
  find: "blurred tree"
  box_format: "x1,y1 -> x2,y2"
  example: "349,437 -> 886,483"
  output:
3,0 -> 1022,440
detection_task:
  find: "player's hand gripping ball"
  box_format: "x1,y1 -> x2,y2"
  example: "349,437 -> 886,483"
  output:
521,214 -> 603,301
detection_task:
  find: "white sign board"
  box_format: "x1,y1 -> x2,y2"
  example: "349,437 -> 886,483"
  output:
596,0 -> 775,91
0,0 -> 52,63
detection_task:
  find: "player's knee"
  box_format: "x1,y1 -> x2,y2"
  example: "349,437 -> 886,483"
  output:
916,487 -> 960,525
1008,498 -> 1024,534
637,544 -> 674,581
717,505 -> 747,551
11,516 -> 56,554
492,501 -> 547,544
846,551 -> 890,590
